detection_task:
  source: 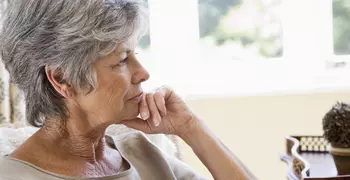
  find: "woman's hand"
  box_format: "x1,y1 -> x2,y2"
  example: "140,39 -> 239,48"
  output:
120,86 -> 257,180
120,86 -> 200,136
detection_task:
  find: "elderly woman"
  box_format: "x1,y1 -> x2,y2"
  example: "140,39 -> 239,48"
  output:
0,0 -> 256,180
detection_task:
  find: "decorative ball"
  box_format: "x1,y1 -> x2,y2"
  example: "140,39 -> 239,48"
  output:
323,102 -> 350,148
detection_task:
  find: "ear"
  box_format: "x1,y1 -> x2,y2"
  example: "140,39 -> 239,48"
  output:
45,65 -> 75,99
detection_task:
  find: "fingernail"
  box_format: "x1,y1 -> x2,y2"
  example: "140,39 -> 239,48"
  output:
141,112 -> 149,120
154,118 -> 160,127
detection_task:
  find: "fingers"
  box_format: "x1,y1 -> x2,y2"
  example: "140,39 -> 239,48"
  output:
139,86 -> 171,127
146,94 -> 162,127
154,92 -> 166,117
157,85 -> 172,101
139,93 -> 150,120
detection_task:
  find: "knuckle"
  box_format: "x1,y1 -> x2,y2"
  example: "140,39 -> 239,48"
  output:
161,85 -> 172,90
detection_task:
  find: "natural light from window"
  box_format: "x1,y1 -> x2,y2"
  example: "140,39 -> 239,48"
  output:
142,0 -> 350,99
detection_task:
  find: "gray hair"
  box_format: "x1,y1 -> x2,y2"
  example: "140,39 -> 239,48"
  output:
0,0 -> 148,127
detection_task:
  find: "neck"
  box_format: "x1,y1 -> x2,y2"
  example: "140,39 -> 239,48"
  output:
39,117 -> 110,162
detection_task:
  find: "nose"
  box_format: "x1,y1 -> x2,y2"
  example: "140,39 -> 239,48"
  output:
131,61 -> 150,85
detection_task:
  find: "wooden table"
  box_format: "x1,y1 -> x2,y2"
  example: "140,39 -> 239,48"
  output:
280,136 -> 350,180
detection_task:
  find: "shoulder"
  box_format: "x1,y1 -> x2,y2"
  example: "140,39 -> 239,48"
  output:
0,156 -> 15,173
0,156 -> 26,179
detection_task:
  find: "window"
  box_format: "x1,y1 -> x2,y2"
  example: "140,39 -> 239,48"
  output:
136,0 -> 150,55
198,0 -> 283,60
2,0 -> 344,97
137,0 -> 151,52
146,0 -> 350,97
333,0 -> 350,55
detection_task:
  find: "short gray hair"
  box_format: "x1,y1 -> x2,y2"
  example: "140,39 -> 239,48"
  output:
0,0 -> 148,127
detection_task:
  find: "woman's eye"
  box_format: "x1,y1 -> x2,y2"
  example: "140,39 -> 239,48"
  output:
110,56 -> 129,69
120,57 -> 128,64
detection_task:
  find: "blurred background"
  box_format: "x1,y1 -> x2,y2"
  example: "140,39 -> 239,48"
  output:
136,0 -> 350,179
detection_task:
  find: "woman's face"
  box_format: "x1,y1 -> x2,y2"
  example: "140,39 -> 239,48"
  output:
73,43 -> 149,126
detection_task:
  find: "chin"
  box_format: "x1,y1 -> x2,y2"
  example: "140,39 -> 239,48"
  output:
123,102 -> 140,117
127,111 -> 140,119
122,108 -> 140,120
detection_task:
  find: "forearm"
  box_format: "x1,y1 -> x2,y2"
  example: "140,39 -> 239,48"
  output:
180,121 -> 257,180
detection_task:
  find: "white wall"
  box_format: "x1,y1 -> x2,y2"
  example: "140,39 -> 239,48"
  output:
181,90 -> 350,180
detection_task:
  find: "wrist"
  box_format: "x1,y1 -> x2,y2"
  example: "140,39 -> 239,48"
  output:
178,117 -> 208,146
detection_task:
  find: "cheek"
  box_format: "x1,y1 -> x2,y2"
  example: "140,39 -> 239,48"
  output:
80,76 -> 130,121
103,77 -> 129,112
80,66 -> 133,122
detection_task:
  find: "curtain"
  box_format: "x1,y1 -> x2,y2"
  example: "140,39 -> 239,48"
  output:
0,62 -> 26,127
